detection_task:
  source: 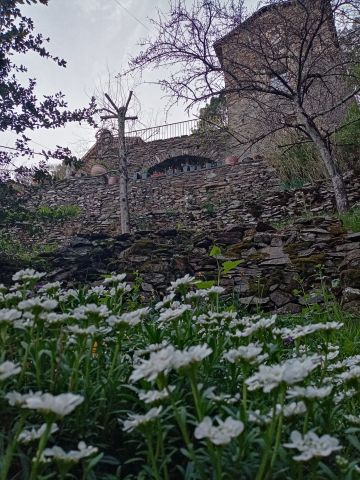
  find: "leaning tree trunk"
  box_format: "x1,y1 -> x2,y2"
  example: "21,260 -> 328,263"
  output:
296,108 -> 349,213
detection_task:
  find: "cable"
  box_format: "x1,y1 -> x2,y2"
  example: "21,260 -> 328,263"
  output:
111,0 -> 150,31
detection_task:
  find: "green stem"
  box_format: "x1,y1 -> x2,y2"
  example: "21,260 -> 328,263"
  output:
255,394 -> 279,480
241,380 -> 248,421
207,442 -> 222,480
145,428 -> 161,480
270,389 -> 285,472
189,368 -> 203,421
108,330 -> 122,380
0,412 -> 27,480
29,420 -> 54,480
166,387 -> 199,471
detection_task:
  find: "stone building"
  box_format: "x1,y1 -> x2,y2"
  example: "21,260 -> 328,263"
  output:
213,0 -> 347,159
80,1 -> 347,177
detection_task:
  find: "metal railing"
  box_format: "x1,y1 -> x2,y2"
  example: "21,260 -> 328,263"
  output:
126,119 -> 200,142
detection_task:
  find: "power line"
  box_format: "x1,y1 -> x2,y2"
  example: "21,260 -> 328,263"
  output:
111,0 -> 150,31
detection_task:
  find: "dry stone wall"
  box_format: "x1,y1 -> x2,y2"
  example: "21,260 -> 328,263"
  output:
6,161 -> 360,247
2,217 -> 357,313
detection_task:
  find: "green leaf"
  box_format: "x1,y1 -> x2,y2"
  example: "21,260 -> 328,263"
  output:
209,245 -> 221,258
195,280 -> 215,289
222,259 -> 242,274
347,434 -> 360,452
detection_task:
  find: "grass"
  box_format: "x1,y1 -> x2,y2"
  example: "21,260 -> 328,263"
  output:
271,207 -> 360,232
0,204 -> 81,226
339,207 -> 360,233
0,234 -> 57,265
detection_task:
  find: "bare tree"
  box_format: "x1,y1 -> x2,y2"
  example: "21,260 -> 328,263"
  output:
130,0 -> 360,213
93,75 -> 140,234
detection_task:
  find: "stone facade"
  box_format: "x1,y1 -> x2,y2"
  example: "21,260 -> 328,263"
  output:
214,0 -> 347,159
5,161 -> 360,247
81,129 -> 234,179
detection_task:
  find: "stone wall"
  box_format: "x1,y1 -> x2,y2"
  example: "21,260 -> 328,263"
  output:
83,130 -> 232,178
5,161 -> 360,247
2,217 -> 357,313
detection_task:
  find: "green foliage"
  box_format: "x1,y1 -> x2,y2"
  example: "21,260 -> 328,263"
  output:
338,206 -> 360,233
270,133 -> 326,184
203,201 -> 216,216
0,271 -> 359,479
195,280 -> 216,289
192,95 -> 228,134
222,260 -> 242,275
0,204 -> 81,225
335,103 -> 360,163
36,204 -> 81,221
209,245 -> 222,258
210,245 -> 243,285
0,233 -> 57,265
279,178 -> 305,192
271,207 -> 360,233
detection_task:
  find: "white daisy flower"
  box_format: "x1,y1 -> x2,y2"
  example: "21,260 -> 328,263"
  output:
173,344 -> 212,369
22,392 -> 84,417
223,343 -> 268,365
167,274 -> 196,291
0,308 -> 22,323
17,298 -> 58,311
107,307 -> 150,327
287,385 -> 332,400
137,386 -> 175,404
103,273 -> 127,285
122,407 -> 162,432
0,361 -> 21,380
12,269 -> 46,282
130,345 -> 178,383
42,441 -> 98,463
157,304 -> 191,323
284,430 -> 341,461
245,356 -> 321,393
18,423 -> 59,444
194,416 -> 244,445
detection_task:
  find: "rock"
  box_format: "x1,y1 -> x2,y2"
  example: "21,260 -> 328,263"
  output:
336,242 -> 360,252
141,282 -> 154,292
345,232 -> 360,241
276,303 -> 302,314
270,290 -> 293,307
238,296 -> 270,306
342,300 -> 360,313
340,269 -> 360,288
270,236 -> 283,247
255,222 -> 276,232
342,287 -> 360,302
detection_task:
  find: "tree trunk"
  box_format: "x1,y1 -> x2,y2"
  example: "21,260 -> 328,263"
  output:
117,110 -> 130,233
295,107 -> 349,213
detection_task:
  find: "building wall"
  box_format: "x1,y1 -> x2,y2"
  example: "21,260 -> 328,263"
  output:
81,130 -> 233,178
216,0 -> 347,159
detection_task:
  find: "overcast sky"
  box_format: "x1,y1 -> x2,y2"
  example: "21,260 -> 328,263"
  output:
4,0 -> 260,167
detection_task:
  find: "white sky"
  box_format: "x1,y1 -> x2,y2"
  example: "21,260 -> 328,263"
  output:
2,0 -> 260,167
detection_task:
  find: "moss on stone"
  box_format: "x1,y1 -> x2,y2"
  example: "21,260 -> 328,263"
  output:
226,241 -> 253,256
284,242 -> 312,254
341,269 -> 360,288
328,223 -> 347,236
247,251 -> 267,261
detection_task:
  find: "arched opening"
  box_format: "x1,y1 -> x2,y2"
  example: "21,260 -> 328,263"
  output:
147,154 -> 217,176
